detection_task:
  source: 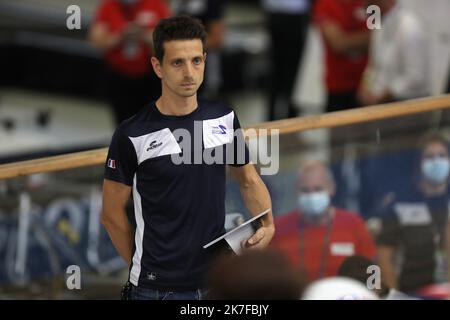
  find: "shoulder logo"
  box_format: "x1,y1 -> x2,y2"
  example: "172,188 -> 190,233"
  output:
107,158 -> 116,169
212,124 -> 227,135
147,140 -> 163,151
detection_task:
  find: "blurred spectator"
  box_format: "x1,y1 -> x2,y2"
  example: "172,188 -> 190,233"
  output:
171,0 -> 226,99
389,0 -> 450,97
337,255 -> 390,297
358,0 -> 431,105
262,0 -> 311,120
313,0 -> 369,112
171,0 -> 225,49
206,250 -> 305,299
89,0 -> 171,124
377,132 -> 450,293
271,160 -> 376,282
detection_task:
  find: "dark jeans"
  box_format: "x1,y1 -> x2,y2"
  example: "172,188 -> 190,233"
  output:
129,285 -> 208,300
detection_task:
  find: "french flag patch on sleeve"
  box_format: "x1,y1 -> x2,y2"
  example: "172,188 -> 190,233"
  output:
107,158 -> 116,169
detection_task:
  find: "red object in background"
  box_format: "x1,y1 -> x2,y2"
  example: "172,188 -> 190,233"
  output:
416,283 -> 450,300
94,0 -> 171,77
313,0 -> 368,93
272,208 -> 377,282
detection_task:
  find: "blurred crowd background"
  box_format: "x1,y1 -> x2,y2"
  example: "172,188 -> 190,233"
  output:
1,0 -> 450,300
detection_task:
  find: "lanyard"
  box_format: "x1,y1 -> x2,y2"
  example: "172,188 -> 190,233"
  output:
299,213 -> 333,279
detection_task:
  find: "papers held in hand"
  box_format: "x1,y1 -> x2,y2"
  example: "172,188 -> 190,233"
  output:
203,208 -> 271,255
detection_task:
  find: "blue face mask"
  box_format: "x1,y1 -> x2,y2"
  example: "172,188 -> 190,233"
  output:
421,158 -> 450,184
298,191 -> 330,216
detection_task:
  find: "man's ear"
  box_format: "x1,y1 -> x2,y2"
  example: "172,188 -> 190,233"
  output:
151,57 -> 162,79
204,52 -> 207,62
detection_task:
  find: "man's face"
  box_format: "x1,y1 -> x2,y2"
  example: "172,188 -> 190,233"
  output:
152,39 -> 205,98
420,141 -> 450,184
298,165 -> 334,196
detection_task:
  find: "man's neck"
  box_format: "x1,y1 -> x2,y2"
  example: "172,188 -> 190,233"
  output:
419,179 -> 448,197
303,207 -> 334,226
156,88 -> 198,116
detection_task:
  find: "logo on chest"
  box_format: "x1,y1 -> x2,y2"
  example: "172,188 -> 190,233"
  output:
146,140 -> 163,151
129,128 -> 182,165
211,125 -> 227,135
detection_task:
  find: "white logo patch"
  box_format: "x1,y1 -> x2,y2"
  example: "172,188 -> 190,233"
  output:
129,128 -> 181,165
202,111 -> 234,149
394,203 -> 431,226
330,243 -> 355,256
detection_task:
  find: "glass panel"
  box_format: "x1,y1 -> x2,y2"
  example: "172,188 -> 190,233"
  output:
1,109 -> 450,298
260,109 -> 450,298
0,165 -> 125,299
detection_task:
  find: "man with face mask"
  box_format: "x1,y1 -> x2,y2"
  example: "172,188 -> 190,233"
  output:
378,132 -> 450,294
272,160 -> 376,282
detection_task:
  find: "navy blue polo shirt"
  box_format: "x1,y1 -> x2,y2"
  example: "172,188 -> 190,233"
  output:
104,101 -> 249,290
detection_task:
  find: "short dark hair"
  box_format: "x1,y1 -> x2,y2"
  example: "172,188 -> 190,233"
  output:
152,15 -> 207,61
337,255 -> 375,284
337,255 -> 390,297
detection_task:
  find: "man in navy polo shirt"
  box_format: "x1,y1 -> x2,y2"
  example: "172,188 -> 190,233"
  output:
378,132 -> 450,293
101,15 -> 274,300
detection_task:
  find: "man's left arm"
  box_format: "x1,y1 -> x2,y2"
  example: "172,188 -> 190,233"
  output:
229,163 -> 275,249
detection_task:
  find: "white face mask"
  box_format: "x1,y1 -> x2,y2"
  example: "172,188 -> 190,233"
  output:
298,191 -> 330,216
421,158 -> 450,184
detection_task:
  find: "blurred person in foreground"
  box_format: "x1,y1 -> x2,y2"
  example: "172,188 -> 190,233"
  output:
377,132 -> 450,294
271,160 -> 376,282
89,0 -> 171,124
206,250 -> 305,299
337,255 -> 415,299
358,0 -> 431,105
338,255 -> 423,299
101,16 -> 274,300
313,0 -> 369,112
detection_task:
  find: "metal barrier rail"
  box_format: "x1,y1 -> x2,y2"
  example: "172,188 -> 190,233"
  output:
1,94 -> 450,180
